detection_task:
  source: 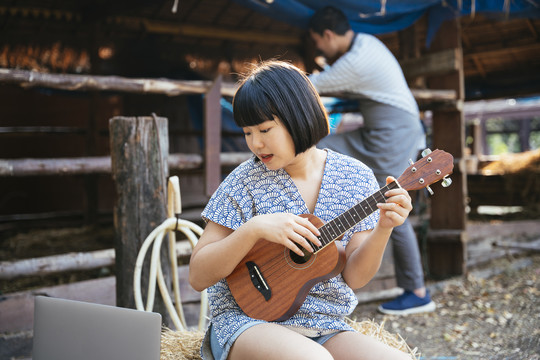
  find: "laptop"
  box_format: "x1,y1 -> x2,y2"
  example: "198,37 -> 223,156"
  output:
33,296 -> 162,360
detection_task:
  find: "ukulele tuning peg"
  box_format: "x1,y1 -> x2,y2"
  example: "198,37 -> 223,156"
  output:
408,159 -> 414,165
426,185 -> 434,196
441,177 -> 452,188
421,148 -> 432,157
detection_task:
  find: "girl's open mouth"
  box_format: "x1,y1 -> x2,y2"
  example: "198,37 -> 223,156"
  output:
260,154 -> 273,163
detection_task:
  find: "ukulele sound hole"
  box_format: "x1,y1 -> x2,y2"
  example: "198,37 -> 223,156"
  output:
289,246 -> 312,264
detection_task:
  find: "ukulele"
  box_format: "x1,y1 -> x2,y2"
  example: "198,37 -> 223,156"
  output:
226,149 -> 454,322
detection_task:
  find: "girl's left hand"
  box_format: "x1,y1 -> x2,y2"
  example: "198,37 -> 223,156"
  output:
376,176 -> 412,229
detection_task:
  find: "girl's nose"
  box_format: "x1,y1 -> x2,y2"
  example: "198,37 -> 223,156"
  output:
251,132 -> 263,149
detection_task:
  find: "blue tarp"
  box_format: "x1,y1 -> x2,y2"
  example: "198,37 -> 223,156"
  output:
232,0 -> 540,45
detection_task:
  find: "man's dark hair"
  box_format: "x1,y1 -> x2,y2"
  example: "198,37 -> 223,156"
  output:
308,6 -> 351,36
233,60 -> 329,155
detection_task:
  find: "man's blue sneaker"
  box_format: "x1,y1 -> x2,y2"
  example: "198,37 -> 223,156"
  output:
377,290 -> 436,315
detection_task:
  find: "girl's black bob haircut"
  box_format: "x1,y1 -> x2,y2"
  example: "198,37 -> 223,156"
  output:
233,60 -> 329,155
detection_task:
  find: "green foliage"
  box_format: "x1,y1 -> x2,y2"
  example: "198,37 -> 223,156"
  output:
484,116 -> 540,155
530,131 -> 540,150
486,133 -> 520,155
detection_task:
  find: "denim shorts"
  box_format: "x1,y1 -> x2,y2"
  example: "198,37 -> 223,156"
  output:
207,323 -> 342,360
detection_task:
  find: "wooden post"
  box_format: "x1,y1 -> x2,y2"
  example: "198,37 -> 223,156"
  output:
426,18 -> 468,277
109,115 -> 171,322
204,76 -> 222,197
470,120 -> 484,156
519,118 -> 531,152
399,22 -> 426,89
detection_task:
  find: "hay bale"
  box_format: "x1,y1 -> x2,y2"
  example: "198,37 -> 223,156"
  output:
481,149 -> 540,175
160,318 -> 420,360
346,318 -> 420,359
161,329 -> 205,360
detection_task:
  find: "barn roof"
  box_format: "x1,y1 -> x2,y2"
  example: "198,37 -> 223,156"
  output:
1,0 -> 540,100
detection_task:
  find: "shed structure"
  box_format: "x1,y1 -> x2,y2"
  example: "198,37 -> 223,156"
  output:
1,0 -> 540,331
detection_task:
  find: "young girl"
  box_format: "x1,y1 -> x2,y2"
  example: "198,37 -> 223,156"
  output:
189,60 -> 413,360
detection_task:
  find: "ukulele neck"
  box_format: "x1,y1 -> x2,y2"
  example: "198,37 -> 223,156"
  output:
316,181 -> 400,250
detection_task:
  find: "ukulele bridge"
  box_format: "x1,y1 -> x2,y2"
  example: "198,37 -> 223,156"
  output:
246,261 -> 271,301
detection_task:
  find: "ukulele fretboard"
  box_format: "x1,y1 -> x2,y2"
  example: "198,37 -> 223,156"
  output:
315,181 -> 400,250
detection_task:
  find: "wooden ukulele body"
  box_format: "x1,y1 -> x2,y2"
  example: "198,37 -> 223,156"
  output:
226,214 -> 346,322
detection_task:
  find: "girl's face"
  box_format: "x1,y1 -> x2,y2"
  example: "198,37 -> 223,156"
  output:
242,116 -> 296,171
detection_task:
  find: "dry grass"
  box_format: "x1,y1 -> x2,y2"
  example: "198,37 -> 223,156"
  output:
159,318 -> 419,360
161,329 -> 205,360
481,148 -> 540,175
346,318 -> 420,359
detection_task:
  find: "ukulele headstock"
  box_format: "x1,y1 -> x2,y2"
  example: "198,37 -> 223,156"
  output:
397,149 -> 454,192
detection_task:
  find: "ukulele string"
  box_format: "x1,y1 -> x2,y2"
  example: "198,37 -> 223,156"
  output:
252,223 -> 338,282
250,183 -> 395,282
254,228 -> 333,281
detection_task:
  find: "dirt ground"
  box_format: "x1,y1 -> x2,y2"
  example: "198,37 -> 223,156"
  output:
353,253 -> 540,360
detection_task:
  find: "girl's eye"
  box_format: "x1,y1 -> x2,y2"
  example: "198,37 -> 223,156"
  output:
260,128 -> 270,133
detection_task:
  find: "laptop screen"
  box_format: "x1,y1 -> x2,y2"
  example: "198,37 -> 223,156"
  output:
33,296 -> 162,360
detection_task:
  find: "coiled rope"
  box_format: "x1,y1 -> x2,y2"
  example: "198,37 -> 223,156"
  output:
134,176 -> 208,331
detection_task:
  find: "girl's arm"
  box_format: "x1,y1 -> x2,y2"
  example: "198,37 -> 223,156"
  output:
189,213 -> 321,291
342,177 -> 412,290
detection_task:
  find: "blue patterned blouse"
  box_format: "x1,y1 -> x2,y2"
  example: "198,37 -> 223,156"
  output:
201,149 -> 380,347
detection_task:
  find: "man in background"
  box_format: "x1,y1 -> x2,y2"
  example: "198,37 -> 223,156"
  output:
308,6 -> 434,315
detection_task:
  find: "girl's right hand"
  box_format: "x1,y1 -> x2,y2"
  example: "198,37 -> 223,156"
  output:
249,213 -> 322,256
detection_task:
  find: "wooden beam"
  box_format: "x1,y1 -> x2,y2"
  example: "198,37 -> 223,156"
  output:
468,173 -> 540,209
0,7 -> 300,45
0,156 -> 112,176
462,42 -> 540,76
320,88 -> 457,110
321,89 -> 456,102
471,54 -> 486,77
464,42 -> 540,60
0,68 -> 239,97
400,49 -> 461,79
138,18 -> 301,45
0,277 -> 116,334
416,89 -> 458,103
0,6 -> 80,21
0,242 -> 194,280
525,19 -> 538,39
398,23 -> 425,89
492,240 -> 540,252
0,68 -> 211,95
0,68 -> 459,108
0,152 -> 251,176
